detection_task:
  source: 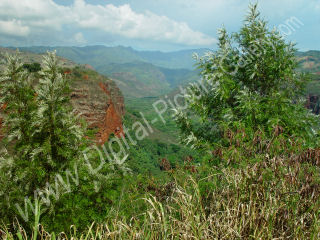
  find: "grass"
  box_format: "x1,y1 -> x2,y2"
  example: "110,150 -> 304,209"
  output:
3,148 -> 320,239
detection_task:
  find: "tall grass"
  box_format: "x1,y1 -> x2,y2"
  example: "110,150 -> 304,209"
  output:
2,149 -> 320,239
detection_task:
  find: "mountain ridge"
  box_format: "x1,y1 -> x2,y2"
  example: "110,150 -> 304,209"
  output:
8,46 -> 320,98
13,45 -> 206,98
14,45 -> 210,70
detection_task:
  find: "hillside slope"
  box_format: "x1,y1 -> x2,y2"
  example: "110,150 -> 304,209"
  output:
297,50 -> 320,74
97,62 -> 200,98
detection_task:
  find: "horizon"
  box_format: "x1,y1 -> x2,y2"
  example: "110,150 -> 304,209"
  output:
3,44 -> 320,54
3,44 -> 213,53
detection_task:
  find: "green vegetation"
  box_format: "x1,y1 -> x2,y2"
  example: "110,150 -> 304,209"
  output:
0,52 -> 127,233
0,51 -> 198,234
2,4 -> 320,239
124,99 -> 202,175
297,50 -> 320,96
297,50 -> 320,73
175,4 -> 319,150
95,61 -> 199,98
125,97 -> 180,142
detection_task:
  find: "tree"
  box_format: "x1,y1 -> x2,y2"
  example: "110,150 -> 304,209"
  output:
0,52 -> 37,158
0,52 -> 128,232
0,52 -> 86,227
174,4 -> 319,155
0,52 -> 39,227
31,51 -> 84,172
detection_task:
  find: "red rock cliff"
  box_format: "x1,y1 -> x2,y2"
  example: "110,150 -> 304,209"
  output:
70,68 -> 125,144
97,82 -> 124,143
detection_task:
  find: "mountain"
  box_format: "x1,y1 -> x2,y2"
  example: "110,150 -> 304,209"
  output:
0,47 -> 200,176
15,46 -> 320,99
96,62 -> 200,98
17,45 -> 209,70
0,47 -> 186,145
97,61 -> 171,98
137,48 -> 208,69
16,46 -> 204,98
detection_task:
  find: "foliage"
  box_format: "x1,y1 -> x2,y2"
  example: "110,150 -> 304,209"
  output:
0,50 -> 200,233
31,51 -> 84,171
0,52 -> 37,156
174,4 -> 320,153
3,148 -> 320,239
124,99 -> 202,175
0,52 -> 126,232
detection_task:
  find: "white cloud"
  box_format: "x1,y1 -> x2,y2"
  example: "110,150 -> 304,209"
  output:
0,19 -> 30,37
73,2 -> 216,45
0,0 -> 216,46
0,0 -> 71,30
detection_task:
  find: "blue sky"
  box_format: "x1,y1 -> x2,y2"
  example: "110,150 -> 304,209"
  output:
0,0 -> 319,51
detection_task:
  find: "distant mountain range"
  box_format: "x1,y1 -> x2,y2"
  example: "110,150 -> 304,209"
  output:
9,46 -> 320,98
13,46 -> 206,98
15,45 -> 209,70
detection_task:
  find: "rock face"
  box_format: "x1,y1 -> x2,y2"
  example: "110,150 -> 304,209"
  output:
97,82 -> 124,143
69,67 -> 125,144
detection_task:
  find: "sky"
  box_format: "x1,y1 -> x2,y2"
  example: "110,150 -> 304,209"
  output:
0,0 -> 319,51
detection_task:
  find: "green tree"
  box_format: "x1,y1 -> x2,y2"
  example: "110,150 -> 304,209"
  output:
0,52 -> 36,157
0,52 -> 129,232
31,51 -> 84,172
174,4 -> 319,154
0,52 -> 85,227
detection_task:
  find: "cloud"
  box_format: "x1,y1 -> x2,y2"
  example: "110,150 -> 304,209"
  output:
0,19 -> 30,37
72,1 -> 216,45
0,0 -> 71,30
0,0 -> 216,46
